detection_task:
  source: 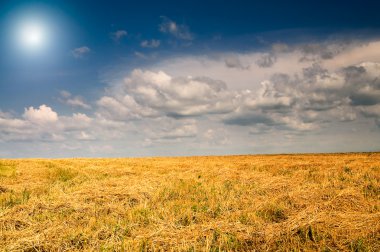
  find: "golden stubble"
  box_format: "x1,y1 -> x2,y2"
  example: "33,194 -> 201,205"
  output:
0,153 -> 379,251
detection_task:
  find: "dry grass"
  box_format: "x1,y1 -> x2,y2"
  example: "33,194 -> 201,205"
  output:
0,153 -> 379,251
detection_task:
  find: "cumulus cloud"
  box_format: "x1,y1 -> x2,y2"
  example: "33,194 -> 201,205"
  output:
97,95 -> 158,120
96,43 -> 380,134
222,59 -> 380,130
141,39 -> 160,48
159,16 -> 193,40
111,30 -> 127,42
76,131 -> 96,141
59,90 -> 91,109
0,115 -> 30,140
243,80 -> 295,111
98,69 -> 235,120
60,113 -> 93,131
0,104 -> 97,143
256,53 -> 276,68
141,118 -> 198,147
72,46 -> 91,59
203,128 -> 229,145
225,55 -> 249,70
359,104 -> 380,117
158,123 -> 197,139
299,43 -> 335,61
323,41 -> 380,70
23,105 -> 58,125
149,119 -> 197,140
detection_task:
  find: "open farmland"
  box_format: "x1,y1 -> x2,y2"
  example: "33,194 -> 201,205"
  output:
0,153 -> 379,251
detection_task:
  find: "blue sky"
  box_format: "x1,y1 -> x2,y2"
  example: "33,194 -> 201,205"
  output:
1,0 -> 380,157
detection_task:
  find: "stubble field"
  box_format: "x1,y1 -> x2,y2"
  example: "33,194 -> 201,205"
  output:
0,153 -> 379,251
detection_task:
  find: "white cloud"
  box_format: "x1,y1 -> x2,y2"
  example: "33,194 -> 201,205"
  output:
255,53 -> 277,68
0,116 -> 30,140
23,105 -> 58,125
203,128 -> 229,145
60,90 -> 71,98
159,16 -> 193,40
66,97 -> 91,109
97,41 -> 380,133
98,69 -> 235,119
76,131 -> 96,141
323,41 -> 380,70
224,55 -> 249,70
141,118 -> 198,147
149,119 -> 197,140
0,105 -> 97,143
141,39 -> 160,48
72,46 -> 91,59
111,30 -> 127,42
59,90 -> 91,109
97,95 -> 158,120
60,113 -> 93,131
134,51 -> 148,59
359,104 -> 380,117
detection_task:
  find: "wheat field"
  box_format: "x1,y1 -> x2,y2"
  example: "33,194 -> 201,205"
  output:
0,153 -> 379,251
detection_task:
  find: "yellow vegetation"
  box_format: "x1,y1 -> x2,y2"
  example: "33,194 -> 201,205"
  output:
0,153 -> 379,251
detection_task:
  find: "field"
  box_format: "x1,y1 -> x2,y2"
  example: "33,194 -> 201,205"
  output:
0,153 -> 379,251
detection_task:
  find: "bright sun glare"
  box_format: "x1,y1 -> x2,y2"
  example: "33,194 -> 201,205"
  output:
19,23 -> 46,50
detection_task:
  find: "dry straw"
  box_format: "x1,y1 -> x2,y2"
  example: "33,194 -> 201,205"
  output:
0,153 -> 379,251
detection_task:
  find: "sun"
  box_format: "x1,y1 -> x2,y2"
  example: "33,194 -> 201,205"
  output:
22,25 -> 43,46
18,22 -> 47,50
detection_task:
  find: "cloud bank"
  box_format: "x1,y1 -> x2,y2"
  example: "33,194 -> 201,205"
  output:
2,39 -> 380,157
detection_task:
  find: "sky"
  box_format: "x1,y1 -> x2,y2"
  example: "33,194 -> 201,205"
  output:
1,0 -> 380,157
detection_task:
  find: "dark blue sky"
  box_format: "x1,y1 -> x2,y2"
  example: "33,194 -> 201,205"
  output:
1,1 -> 379,88
23,1 -> 380,34
1,0 -> 380,157
1,0 -> 379,111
